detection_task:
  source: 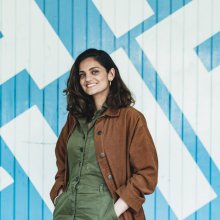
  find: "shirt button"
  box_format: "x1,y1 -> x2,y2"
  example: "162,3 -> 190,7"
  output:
99,152 -> 105,158
86,162 -> 89,169
97,130 -> 102,135
108,174 -> 112,180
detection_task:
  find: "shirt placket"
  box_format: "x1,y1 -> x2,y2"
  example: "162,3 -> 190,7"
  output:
69,106 -> 108,218
70,113 -> 99,193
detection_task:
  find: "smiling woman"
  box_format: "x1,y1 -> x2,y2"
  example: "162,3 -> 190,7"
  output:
62,48 -> 136,121
50,48 -> 158,220
78,57 -> 115,110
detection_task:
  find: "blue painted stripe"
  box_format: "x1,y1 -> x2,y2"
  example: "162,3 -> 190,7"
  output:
87,0 -> 101,49
0,69 -> 67,219
119,13 -> 220,217
115,0 -> 192,44
131,39 -> 220,219
72,0 -> 87,57
59,0 -> 73,54
0,138 -> 52,220
1,0 -> 217,219
195,31 -> 220,71
35,0 -> 192,56
1,58 -> 219,220
14,73 -> 29,220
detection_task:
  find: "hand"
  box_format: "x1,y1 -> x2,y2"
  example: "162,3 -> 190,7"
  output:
114,197 -> 129,217
54,188 -> 63,205
58,188 -> 63,196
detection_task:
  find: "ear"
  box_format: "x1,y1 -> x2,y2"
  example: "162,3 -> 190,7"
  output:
108,68 -> 115,81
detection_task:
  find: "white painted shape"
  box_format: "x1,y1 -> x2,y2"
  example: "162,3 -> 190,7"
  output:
0,0 -> 73,88
92,0 -> 154,37
111,48 -> 216,219
0,167 -> 14,191
0,106 -> 58,211
136,0 -> 220,173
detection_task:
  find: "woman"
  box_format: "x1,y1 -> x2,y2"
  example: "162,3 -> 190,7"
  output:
50,48 -> 158,220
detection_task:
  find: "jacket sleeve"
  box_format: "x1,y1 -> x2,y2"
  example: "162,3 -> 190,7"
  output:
115,113 -> 158,214
50,114 -> 69,204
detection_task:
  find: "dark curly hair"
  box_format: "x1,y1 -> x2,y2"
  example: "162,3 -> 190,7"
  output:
63,48 -> 135,122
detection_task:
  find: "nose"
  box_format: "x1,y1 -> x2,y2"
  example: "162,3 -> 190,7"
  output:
85,73 -> 93,81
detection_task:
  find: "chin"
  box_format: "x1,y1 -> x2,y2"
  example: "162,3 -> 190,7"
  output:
83,90 -> 97,96
83,86 -> 108,96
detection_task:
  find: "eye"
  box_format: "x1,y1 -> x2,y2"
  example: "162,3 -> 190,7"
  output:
79,73 -> 85,78
92,70 -> 98,75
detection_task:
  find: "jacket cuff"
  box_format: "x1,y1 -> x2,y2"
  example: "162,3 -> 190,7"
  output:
50,180 -> 64,204
115,184 -> 145,214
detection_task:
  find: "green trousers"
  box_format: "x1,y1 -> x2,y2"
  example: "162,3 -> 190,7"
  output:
53,180 -> 119,220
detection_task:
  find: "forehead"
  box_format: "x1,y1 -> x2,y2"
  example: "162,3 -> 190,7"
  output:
79,57 -> 103,70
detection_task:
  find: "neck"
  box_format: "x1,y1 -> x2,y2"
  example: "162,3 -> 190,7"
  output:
92,89 -> 109,110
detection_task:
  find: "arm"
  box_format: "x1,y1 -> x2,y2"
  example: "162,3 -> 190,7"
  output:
115,113 -> 158,214
50,114 -> 69,204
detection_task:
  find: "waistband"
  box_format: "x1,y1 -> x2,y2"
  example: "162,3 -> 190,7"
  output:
67,182 -> 110,193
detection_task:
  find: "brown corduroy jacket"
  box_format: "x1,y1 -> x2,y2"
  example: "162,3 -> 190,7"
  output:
50,106 -> 158,220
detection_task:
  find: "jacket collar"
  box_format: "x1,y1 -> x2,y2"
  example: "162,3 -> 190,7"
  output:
103,107 -> 120,117
68,106 -> 120,125
99,101 -> 121,117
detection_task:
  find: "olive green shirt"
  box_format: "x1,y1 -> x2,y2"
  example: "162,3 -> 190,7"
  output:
67,102 -> 108,190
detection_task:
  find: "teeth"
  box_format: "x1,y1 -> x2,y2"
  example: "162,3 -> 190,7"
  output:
87,84 -> 96,87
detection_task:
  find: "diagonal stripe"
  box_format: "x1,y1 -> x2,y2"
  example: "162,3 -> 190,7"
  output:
136,0 -> 220,176
195,31 -> 220,72
0,0 -> 73,88
0,106 -> 59,211
111,48 -> 216,219
0,167 -> 14,191
92,0 -> 154,38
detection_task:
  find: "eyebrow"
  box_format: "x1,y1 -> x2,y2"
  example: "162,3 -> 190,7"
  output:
79,66 -> 101,73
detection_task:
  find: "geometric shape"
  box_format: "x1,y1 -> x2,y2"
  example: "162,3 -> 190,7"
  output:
136,0 -> 220,182
195,31 -> 220,71
0,105 -> 61,211
0,0 -> 73,88
0,167 -> 14,191
111,48 -> 217,219
92,0 -> 154,37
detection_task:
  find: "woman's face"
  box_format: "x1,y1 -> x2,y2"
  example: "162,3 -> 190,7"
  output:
79,57 -> 114,97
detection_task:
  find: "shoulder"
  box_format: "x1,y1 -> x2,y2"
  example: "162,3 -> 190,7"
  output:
119,106 -> 147,126
120,106 -> 145,119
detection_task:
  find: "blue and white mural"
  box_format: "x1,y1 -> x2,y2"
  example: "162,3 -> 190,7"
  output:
0,0 -> 219,219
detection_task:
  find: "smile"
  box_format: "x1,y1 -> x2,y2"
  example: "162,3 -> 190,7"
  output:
86,83 -> 96,88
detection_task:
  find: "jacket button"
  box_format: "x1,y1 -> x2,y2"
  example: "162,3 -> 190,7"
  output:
97,130 -> 102,135
80,147 -> 83,152
99,152 -> 105,158
108,174 -> 112,180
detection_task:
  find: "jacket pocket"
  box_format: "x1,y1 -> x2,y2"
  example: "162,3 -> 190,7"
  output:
54,191 -> 65,206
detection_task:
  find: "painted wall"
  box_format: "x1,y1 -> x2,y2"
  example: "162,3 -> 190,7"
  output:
0,0 -> 219,219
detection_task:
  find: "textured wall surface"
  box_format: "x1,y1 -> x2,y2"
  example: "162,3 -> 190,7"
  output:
0,0 -> 220,219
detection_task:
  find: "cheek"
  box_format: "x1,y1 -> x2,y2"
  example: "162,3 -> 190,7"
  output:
79,79 -> 84,86
99,76 -> 109,85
